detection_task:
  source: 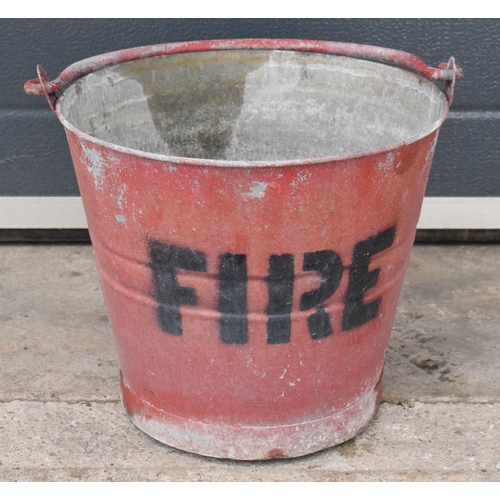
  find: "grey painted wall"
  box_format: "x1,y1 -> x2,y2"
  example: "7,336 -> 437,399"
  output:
1,19 -> 499,196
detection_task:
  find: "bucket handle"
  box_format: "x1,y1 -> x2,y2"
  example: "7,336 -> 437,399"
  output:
24,39 -> 463,110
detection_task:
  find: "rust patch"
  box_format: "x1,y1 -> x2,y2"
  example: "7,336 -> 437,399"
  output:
265,448 -> 286,460
119,52 -> 268,159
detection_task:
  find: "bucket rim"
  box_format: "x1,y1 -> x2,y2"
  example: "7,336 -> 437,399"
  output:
53,38 -> 451,167
56,103 -> 449,168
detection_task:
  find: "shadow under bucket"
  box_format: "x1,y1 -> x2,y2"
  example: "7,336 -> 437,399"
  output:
25,39 -> 462,460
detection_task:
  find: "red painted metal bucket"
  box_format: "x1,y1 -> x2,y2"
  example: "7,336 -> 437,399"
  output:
25,39 -> 462,460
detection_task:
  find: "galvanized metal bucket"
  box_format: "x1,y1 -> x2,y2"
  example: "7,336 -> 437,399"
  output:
25,39 -> 462,460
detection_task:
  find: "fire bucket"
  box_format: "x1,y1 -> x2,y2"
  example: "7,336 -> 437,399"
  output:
25,39 -> 462,460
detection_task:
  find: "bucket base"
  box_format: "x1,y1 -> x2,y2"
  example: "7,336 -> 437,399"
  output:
120,374 -> 382,460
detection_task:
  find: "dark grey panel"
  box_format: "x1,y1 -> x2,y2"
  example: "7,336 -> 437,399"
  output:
2,109 -> 499,197
4,19 -> 498,111
0,110 -> 77,196
428,112 -> 500,196
1,19 -> 499,197
3,229 -> 500,243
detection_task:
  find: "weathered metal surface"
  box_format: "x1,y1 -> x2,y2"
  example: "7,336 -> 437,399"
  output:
25,39 -> 460,459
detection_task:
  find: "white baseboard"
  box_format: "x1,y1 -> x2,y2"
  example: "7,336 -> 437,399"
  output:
417,197 -> 500,229
0,197 -> 88,229
1,196 -> 499,230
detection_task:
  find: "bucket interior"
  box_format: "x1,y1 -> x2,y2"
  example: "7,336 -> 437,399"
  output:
59,50 -> 448,162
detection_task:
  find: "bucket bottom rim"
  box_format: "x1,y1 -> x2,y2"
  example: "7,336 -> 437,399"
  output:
120,373 -> 382,460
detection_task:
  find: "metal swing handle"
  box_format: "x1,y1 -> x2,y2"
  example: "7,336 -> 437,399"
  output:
24,38 -> 463,111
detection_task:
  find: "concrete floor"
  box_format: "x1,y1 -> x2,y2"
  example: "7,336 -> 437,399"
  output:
1,244 -> 499,481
